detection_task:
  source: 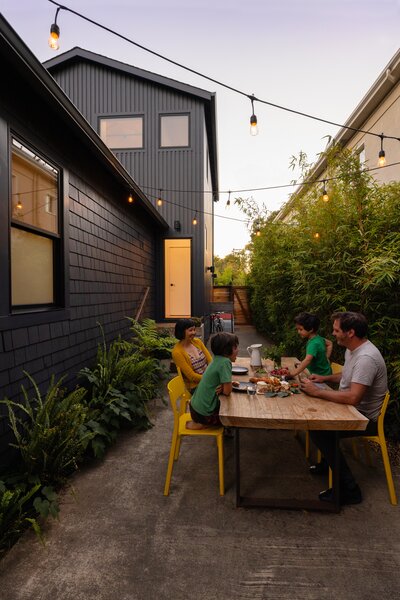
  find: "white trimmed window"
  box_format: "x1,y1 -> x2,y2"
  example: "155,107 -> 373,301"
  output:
11,139 -> 60,307
99,116 -> 143,149
160,114 -> 189,148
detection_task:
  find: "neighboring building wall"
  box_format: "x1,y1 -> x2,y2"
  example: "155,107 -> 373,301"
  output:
47,55 -> 216,318
346,81 -> 400,185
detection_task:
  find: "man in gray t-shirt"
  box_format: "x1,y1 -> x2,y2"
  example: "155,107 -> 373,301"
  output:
301,312 -> 387,505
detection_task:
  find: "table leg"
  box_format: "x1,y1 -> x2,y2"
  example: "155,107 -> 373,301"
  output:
331,431 -> 341,513
234,428 -> 241,507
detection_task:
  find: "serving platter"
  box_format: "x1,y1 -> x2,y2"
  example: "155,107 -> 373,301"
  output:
231,366 -> 249,375
231,381 -> 254,393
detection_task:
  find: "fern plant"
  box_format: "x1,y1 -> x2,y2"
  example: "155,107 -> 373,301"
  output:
127,318 -> 176,358
1,373 -> 89,484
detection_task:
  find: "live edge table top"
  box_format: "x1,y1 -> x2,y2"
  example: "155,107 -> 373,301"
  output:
219,357 -> 368,432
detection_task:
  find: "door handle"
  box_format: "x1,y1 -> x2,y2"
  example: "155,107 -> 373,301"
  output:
170,283 -> 175,286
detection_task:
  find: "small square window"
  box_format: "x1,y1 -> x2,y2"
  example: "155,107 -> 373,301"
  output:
160,115 -> 189,148
100,117 -> 143,149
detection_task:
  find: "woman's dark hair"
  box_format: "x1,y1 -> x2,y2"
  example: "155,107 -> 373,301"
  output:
294,312 -> 320,333
174,318 -> 196,341
211,332 -> 239,357
331,312 -> 368,338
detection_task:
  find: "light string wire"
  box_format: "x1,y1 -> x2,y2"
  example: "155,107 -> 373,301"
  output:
48,1 -> 400,144
142,158 -> 400,197
145,158 -> 400,224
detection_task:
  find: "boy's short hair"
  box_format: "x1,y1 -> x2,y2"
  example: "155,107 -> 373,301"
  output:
174,318 -> 196,340
331,311 -> 368,338
211,332 -> 239,357
294,312 -> 320,333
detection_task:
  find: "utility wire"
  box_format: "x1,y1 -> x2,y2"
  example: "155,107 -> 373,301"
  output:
48,0 -> 400,142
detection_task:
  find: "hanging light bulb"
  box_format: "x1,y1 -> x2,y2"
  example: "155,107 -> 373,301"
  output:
128,192 -> 134,204
249,94 -> 259,136
48,8 -> 61,51
226,191 -> 231,207
378,133 -> 386,167
255,229 -> 261,237
192,213 -> 198,226
313,232 -> 320,239
157,189 -> 163,207
16,199 -> 23,210
321,180 -> 329,202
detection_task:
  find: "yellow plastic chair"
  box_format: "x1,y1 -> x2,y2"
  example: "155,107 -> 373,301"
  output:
174,367 -> 192,459
163,375 -> 225,496
351,391 -> 397,505
331,362 -> 343,375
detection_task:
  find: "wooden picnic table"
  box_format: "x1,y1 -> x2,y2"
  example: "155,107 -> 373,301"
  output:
219,357 -> 368,512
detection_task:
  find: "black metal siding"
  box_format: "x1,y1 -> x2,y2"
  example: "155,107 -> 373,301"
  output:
51,60 -> 212,316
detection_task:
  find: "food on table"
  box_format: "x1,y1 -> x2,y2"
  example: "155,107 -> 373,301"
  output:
270,367 -> 291,377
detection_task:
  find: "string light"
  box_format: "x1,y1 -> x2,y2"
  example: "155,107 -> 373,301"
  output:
313,232 -> 320,239
249,95 -> 258,136
157,189 -> 163,207
48,7 -> 61,50
378,133 -> 386,167
128,192 -> 134,203
226,191 -> 231,207
321,180 -> 329,202
16,200 -> 23,210
192,212 -> 198,225
47,1 -> 400,144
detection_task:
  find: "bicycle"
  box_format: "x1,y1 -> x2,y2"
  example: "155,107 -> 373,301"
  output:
211,312 -> 224,333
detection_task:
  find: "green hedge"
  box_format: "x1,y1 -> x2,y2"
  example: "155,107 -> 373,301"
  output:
246,147 -> 400,437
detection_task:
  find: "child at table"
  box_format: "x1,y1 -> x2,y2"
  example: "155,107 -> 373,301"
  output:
187,332 -> 239,430
288,312 -> 332,378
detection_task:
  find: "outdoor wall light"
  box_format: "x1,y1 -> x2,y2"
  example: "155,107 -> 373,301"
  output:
378,134 -> 386,167
174,220 -> 181,231
48,7 -> 61,51
206,265 -> 215,273
249,94 -> 259,136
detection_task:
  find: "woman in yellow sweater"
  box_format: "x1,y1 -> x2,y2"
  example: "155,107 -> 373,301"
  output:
172,319 -> 212,393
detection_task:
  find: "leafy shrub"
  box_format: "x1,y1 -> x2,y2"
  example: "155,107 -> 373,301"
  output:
79,329 -> 164,458
127,318 -> 176,359
1,374 -> 88,484
0,479 -> 59,556
242,146 -> 400,437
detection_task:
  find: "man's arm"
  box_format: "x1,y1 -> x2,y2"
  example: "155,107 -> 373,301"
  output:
300,379 -> 367,406
308,372 -> 342,384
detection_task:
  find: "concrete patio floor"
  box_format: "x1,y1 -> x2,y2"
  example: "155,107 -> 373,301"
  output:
1,326 -> 400,599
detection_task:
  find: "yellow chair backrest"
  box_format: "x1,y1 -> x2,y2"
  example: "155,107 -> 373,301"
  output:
167,375 -> 188,420
377,391 -> 390,431
331,362 -> 343,374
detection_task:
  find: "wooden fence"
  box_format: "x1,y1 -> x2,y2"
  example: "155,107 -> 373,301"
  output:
212,286 -> 252,325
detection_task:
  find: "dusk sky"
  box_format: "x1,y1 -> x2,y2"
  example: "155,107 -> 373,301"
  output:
2,0 -> 400,255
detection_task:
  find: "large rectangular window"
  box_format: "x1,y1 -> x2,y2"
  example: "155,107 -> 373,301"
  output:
160,114 -> 189,148
99,116 -> 143,149
11,139 -> 60,308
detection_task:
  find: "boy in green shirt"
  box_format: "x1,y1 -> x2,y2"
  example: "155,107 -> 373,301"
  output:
289,312 -> 332,378
188,332 -> 239,430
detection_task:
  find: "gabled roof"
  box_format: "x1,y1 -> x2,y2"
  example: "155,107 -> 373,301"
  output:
44,47 -> 219,196
275,47 -> 400,222
0,15 -> 168,229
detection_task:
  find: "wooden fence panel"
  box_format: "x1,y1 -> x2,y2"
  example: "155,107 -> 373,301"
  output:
212,286 -> 252,325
